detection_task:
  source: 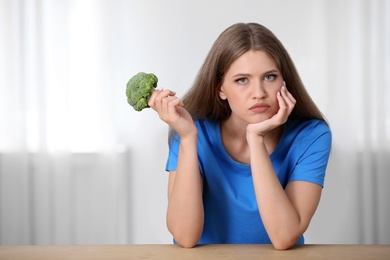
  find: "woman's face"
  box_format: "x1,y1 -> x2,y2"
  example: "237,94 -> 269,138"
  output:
219,50 -> 284,124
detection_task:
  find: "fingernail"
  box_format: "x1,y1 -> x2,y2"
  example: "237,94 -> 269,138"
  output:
283,81 -> 286,86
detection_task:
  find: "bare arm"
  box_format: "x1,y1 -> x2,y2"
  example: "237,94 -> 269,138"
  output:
248,135 -> 322,250
149,89 -> 203,248
166,135 -> 204,248
247,85 -> 321,249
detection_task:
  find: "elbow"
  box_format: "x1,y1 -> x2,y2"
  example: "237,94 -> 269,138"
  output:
270,224 -> 307,250
166,213 -> 203,248
167,225 -> 201,249
169,228 -> 199,248
175,237 -> 198,248
271,234 -> 300,250
273,242 -> 294,251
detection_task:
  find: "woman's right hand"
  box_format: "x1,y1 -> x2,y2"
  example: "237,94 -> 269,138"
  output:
148,89 -> 197,139
150,89 -> 202,248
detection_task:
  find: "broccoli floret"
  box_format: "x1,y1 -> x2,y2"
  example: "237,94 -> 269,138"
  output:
126,72 -> 158,111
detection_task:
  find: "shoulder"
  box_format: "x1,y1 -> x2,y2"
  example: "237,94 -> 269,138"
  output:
169,118 -> 220,147
285,118 -> 331,139
194,118 -> 220,139
283,119 -> 332,187
286,117 -> 329,131
281,118 -> 332,154
194,118 -> 218,130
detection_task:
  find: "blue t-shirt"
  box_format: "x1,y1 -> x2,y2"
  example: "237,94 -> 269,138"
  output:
165,118 -> 332,245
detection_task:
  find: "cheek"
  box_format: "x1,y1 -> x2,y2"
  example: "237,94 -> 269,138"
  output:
269,86 -> 280,102
269,92 -> 280,111
225,96 -> 240,110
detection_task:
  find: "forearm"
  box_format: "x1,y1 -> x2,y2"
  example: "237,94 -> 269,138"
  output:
166,135 -> 204,248
249,136 -> 303,250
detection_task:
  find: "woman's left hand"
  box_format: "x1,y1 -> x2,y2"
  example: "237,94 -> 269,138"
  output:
247,82 -> 296,137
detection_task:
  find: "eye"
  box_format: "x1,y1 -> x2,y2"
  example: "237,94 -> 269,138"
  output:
236,78 -> 248,84
264,74 -> 277,81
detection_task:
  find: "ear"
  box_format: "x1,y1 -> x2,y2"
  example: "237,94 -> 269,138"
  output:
218,85 -> 227,100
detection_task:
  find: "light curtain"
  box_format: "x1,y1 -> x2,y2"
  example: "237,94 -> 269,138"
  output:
0,0 -> 132,245
307,0 -> 390,244
0,0 -> 389,245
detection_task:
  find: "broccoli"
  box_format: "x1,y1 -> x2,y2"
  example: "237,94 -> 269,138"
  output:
126,72 -> 158,111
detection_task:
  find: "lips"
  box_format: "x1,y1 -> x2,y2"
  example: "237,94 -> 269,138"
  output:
249,103 -> 270,113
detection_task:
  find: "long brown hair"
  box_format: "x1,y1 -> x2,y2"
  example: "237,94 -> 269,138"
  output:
171,23 -> 327,140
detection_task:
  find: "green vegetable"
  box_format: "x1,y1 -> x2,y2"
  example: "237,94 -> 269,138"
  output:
126,72 -> 158,111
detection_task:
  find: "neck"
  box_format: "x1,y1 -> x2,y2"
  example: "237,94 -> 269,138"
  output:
221,117 -> 282,141
220,118 -> 283,163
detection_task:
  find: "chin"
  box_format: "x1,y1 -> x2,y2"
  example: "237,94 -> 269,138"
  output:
248,115 -> 273,124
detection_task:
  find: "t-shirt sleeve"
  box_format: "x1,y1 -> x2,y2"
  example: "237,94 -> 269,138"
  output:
289,122 -> 332,187
165,133 -> 180,172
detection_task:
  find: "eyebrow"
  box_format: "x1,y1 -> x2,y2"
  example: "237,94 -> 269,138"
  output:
232,69 -> 279,78
264,69 -> 279,74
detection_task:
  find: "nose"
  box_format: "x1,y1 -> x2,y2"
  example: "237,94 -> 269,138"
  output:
252,80 -> 266,99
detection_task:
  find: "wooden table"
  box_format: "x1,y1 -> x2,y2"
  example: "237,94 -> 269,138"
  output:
0,244 -> 389,259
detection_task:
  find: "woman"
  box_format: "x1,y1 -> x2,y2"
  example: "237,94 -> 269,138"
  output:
148,23 -> 332,250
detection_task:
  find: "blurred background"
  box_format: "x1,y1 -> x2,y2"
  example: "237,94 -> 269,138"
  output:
0,0 -> 389,245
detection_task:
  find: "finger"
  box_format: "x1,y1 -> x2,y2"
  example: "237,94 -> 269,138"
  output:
281,85 -> 296,104
157,89 -> 174,99
160,95 -> 182,114
156,95 -> 172,113
155,95 -> 175,119
161,95 -> 177,108
280,86 -> 296,111
148,89 -> 163,108
277,91 -> 287,109
159,97 -> 183,122
275,91 -> 291,122
275,92 -> 288,120
167,98 -> 182,115
160,89 -> 176,97
154,89 -> 174,107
